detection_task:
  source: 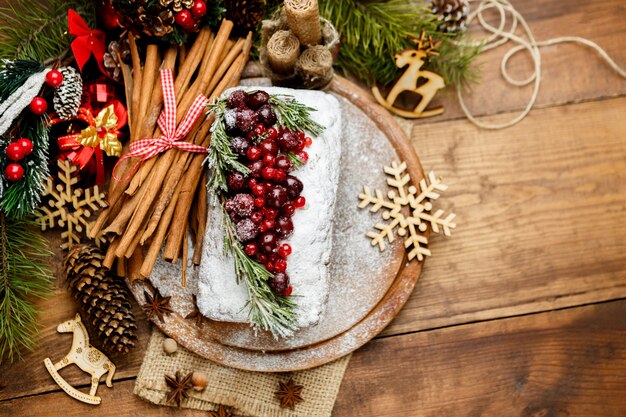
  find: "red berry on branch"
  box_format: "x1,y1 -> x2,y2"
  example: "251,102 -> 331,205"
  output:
17,138 -> 34,156
175,10 -> 196,31
191,0 -> 208,19
5,163 -> 24,182
278,243 -> 292,258
29,97 -> 48,115
45,69 -> 64,88
6,143 -> 25,161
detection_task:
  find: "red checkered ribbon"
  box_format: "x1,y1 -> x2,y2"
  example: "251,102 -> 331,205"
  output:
113,69 -> 209,181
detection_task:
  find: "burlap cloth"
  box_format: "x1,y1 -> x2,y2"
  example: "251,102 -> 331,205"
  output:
134,330 -> 351,417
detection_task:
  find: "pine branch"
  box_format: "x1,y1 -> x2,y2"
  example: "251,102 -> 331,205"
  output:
0,0 -> 96,64
0,214 -> 54,363
269,95 -> 324,136
318,0 -> 481,87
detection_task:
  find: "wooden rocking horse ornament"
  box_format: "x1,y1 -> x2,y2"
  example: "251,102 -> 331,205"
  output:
43,314 -> 116,405
372,32 -> 445,118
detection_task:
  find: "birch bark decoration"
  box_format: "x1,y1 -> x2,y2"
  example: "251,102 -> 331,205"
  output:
284,0 -> 322,46
295,45 -> 333,87
267,30 -> 301,74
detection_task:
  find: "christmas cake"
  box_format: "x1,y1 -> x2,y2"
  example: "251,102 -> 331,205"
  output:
197,87 -> 341,335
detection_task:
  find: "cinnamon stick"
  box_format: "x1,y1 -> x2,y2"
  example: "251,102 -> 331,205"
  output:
127,248 -> 145,282
128,33 -> 142,135
193,171 -> 208,265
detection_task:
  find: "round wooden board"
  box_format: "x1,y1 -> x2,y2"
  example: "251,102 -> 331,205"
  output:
127,75 -> 426,372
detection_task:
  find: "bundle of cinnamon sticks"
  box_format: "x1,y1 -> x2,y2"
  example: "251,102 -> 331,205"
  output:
90,20 -> 253,283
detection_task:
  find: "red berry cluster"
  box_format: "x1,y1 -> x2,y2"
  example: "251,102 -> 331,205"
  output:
175,0 -> 208,32
223,90 -> 312,297
4,138 -> 34,182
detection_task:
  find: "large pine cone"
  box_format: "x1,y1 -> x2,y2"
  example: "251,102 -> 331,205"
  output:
64,245 -> 138,354
431,0 -> 470,34
112,0 -> 193,38
223,0 -> 265,37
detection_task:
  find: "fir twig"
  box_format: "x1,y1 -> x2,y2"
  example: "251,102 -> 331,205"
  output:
0,214 -> 54,363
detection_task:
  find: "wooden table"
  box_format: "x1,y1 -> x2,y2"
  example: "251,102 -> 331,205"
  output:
2,0 -> 626,415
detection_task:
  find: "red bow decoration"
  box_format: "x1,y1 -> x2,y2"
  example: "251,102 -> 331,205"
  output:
52,101 -> 127,185
68,9 -> 107,75
113,69 -> 209,181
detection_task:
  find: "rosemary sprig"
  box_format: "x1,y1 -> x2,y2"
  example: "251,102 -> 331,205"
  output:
269,95 -> 324,136
287,153 -> 304,169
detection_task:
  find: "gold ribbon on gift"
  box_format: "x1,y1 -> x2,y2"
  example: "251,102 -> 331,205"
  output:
78,104 -> 123,157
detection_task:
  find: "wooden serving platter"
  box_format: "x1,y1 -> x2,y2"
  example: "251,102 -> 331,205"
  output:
127,75 -> 426,372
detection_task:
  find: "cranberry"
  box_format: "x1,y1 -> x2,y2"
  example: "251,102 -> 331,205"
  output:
276,130 -> 301,152
274,258 -> 287,273
276,215 -> 294,237
278,243 -> 292,258
246,146 -> 262,161
261,167 -> 275,180
257,104 -> 277,126
258,254 -> 268,263
263,208 -> 278,219
259,139 -> 278,156
262,154 -> 275,167
259,231 -> 279,254
236,108 -> 258,133
294,196 -> 306,208
245,242 -> 257,256
253,197 -> 265,208
305,136 -> 313,147
265,127 -> 278,141
251,183 -> 265,197
297,131 -> 305,140
297,151 -> 309,162
275,155 -> 292,171
253,123 -> 265,137
227,172 -> 246,191
236,218 -> 258,241
285,175 -> 303,199
269,272 -> 290,295
267,185 -> 288,209
265,261 -> 275,272
251,212 -> 263,223
282,203 -> 295,217
247,90 -> 270,110
227,90 -> 248,110
284,285 -> 293,296
247,160 -> 264,178
262,218 -> 275,231
224,109 -> 240,135
230,136 -> 250,156
227,193 -> 255,217
273,169 -> 286,183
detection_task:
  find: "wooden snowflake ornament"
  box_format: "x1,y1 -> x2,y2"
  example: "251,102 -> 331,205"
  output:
359,161 -> 456,261
36,159 -> 107,250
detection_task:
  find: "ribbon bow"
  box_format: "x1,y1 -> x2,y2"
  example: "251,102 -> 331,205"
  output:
113,69 -> 209,181
68,9 -> 107,75
53,102 -> 127,185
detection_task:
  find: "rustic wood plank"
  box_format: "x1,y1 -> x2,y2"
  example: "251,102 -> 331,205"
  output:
426,0 -> 626,122
333,300 -> 626,417
383,96 -> 626,335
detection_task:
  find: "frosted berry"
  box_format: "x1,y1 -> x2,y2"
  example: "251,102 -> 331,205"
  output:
276,215 -> 294,237
259,231 -> 279,254
262,154 -> 275,167
251,211 -> 263,223
275,155 -> 292,171
259,139 -> 278,156
45,69 -> 64,88
191,0 -> 207,18
228,193 -> 255,217
235,108 -> 258,133
245,242 -> 257,256
285,175 -> 303,199
236,218 -> 258,242
267,185 -> 288,209
278,243 -> 292,258
247,160 -> 264,178
228,90 -> 248,110
274,258 -> 287,273
227,172 -> 246,191
246,146 -> 262,161
294,196 -> 306,208
269,273 -> 290,295
276,130 -> 301,152
261,167 -> 275,180
257,104 -> 277,126
247,90 -> 270,110
29,97 -> 48,115
6,143 -> 25,161
224,109 -> 239,134
230,136 -> 250,155
5,163 -> 24,182
17,138 -> 33,156
175,10 -> 196,31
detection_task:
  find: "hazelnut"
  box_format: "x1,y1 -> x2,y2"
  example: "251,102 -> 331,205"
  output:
163,338 -> 178,354
191,371 -> 207,391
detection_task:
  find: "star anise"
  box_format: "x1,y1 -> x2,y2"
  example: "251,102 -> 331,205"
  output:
164,371 -> 193,408
185,295 -> 203,326
275,378 -> 304,410
142,289 -> 173,323
208,405 -> 235,417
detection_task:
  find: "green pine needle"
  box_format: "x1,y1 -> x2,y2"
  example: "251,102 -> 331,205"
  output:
0,0 -> 96,64
0,214 -> 54,363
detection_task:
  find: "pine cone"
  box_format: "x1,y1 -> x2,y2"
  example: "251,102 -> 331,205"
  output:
64,245 -> 138,354
113,0 -> 194,38
103,39 -> 132,83
223,0 -> 265,37
53,67 -> 82,120
431,0 -> 470,34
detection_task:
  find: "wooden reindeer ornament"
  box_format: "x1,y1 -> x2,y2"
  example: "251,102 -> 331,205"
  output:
43,314 -> 117,405
372,32 -> 445,118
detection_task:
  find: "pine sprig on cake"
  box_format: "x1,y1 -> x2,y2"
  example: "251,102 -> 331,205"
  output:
268,96 -> 323,137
